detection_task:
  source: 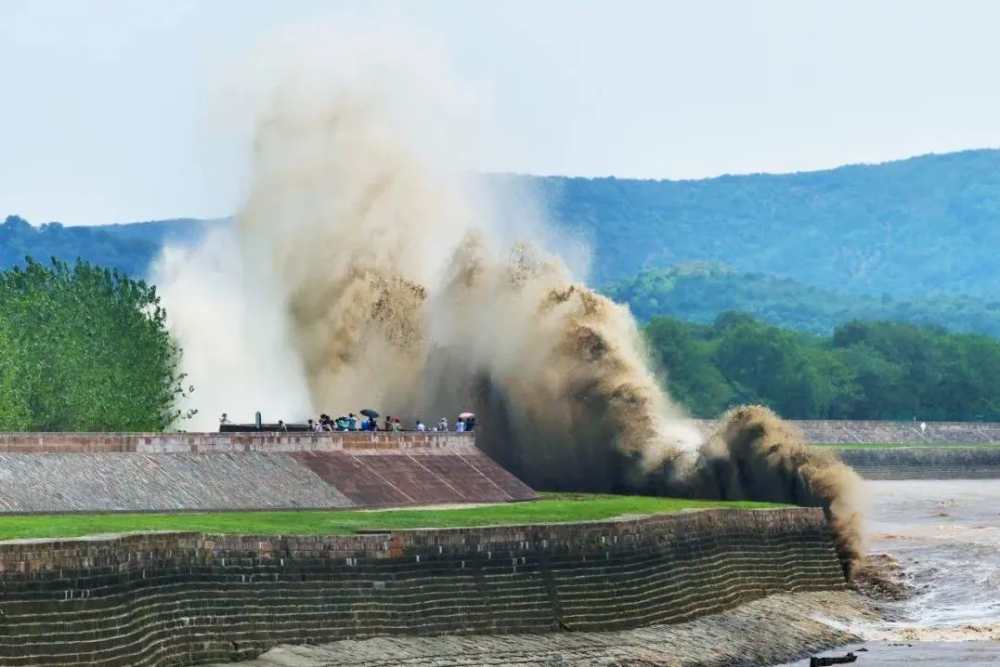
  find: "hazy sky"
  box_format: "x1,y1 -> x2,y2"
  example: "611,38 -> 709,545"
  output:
3,0 -> 1000,226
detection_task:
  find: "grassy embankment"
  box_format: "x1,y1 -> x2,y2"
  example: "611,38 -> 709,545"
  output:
0,493 -> 784,541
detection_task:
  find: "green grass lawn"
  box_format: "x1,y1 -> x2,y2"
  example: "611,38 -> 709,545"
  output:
0,493 -> 785,541
815,442 -> 1000,449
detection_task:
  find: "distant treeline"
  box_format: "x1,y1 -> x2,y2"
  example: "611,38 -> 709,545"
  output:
608,263 -> 1000,338
0,214 -> 216,277
0,258 -> 190,431
646,313 -> 1000,421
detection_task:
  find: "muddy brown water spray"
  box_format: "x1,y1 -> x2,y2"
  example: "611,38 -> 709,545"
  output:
159,69 -> 864,577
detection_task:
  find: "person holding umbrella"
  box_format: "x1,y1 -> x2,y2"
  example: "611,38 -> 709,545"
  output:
459,412 -> 475,432
359,409 -> 379,432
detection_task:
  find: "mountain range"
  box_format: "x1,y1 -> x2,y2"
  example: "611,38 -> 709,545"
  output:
4,148 -> 1000,335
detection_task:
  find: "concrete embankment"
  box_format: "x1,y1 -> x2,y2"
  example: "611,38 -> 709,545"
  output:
0,433 -> 536,512
0,508 -> 846,667
835,447 -> 1000,479
692,419 -> 1000,479
692,419 -> 1000,445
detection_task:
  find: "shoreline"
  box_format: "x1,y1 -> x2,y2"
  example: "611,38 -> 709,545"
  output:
211,590 -> 871,667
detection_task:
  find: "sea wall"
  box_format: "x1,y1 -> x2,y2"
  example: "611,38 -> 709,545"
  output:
0,508 -> 846,667
836,446 -> 1000,479
0,433 -> 537,513
693,419 -> 1000,444
0,431 -> 472,454
689,419 -> 1000,479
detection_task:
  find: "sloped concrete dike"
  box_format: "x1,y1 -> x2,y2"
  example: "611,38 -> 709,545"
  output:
692,419 -> 1000,478
0,509 -> 848,666
0,433 -> 536,512
835,446 -> 1000,479
692,419 -> 1000,444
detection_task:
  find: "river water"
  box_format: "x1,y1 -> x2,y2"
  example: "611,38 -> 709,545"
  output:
780,479 -> 1000,666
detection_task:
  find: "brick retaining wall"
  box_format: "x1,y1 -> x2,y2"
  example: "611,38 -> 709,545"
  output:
0,508 -> 845,666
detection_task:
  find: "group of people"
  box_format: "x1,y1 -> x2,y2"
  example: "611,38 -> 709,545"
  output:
306,412 -> 476,433
309,413 -> 395,432
218,411 -> 476,433
413,415 -> 476,432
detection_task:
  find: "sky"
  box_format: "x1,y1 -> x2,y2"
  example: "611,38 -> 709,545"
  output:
3,0 -> 1000,226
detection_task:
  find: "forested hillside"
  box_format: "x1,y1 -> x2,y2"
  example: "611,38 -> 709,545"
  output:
645,314 -> 1000,421
5,149 -> 1000,337
609,263 -> 1000,336
0,215 -> 218,276
518,148 -> 1000,296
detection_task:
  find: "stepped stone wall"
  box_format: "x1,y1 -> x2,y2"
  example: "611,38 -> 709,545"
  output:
0,508 -> 846,667
216,590 -> 863,667
0,433 -> 536,513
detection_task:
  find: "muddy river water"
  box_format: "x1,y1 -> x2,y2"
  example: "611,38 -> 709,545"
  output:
780,479 -> 1000,666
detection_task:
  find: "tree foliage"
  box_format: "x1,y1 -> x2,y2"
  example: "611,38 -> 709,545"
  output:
0,258 -> 191,431
496,148 -> 1000,297
0,215 -> 217,277
606,262 -> 1000,338
646,313 -> 1000,421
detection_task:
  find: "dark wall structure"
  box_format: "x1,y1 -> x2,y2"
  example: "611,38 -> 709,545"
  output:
0,508 -> 845,667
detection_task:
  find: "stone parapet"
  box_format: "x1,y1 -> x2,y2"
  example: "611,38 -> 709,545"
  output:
0,431 -> 475,454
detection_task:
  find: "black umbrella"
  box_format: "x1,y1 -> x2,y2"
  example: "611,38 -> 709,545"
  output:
360,408 -> 379,418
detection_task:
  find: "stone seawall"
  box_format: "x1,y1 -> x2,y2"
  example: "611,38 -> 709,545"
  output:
0,433 -> 537,513
0,509 -> 846,667
0,431 -> 473,454
837,446 -> 1000,479
690,419 -> 1000,479
692,419 -> 1000,444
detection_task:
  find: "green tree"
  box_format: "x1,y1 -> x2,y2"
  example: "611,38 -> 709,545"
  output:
0,322 -> 31,430
645,317 -> 733,416
0,258 -> 191,431
642,313 -> 1000,421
